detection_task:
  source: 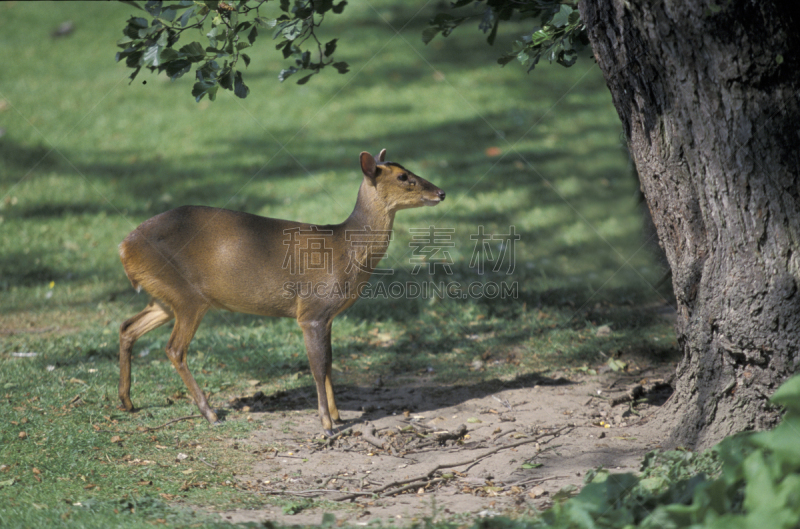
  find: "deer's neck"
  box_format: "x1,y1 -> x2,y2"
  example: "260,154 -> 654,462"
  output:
337,180 -> 396,274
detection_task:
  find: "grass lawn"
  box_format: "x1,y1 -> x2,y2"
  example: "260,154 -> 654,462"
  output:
0,1 -> 677,526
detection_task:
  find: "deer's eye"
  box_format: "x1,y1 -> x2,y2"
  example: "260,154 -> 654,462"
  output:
398,174 -> 408,182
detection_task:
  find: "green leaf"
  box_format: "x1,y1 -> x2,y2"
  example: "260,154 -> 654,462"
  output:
179,5 -> 195,27
332,0 -> 347,14
324,38 -> 337,58
552,484 -> 578,501
207,25 -> 220,47
422,27 -> 440,45
550,5 -> 573,28
165,59 -> 191,79
143,43 -> 162,67
296,74 -> 313,85
332,61 -> 349,74
159,47 -> 179,63
179,41 -> 205,61
558,48 -> 578,67
281,21 -> 304,41
280,40 -> 294,59
233,71 -> 249,98
769,373 -> 800,414
129,16 -> 149,29
278,67 -> 298,82
241,53 -> 250,67
218,66 -> 234,90
159,6 -> 177,23
607,358 -> 628,372
497,53 -> 516,66
248,26 -> 258,45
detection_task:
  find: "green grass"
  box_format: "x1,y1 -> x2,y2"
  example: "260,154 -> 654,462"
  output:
0,1 -> 677,526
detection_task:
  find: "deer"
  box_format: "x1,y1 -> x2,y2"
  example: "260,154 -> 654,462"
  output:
117,149 -> 446,436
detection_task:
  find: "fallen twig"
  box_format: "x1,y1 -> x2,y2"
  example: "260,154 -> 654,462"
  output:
611,384 -> 645,406
357,423 -> 385,449
492,395 -> 513,411
381,476 -> 450,497
324,428 -> 353,447
260,488 -> 372,497
198,457 -> 217,469
144,414 -> 203,431
331,425 -> 572,502
507,474 -> 571,489
493,428 -> 516,440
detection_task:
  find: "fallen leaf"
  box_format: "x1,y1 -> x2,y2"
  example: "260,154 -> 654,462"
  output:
552,484 -> 578,501
529,485 -> 545,498
607,358 -> 627,372
18,432 -> 27,440
485,146 -> 502,157
595,325 -> 612,337
110,435 -> 123,444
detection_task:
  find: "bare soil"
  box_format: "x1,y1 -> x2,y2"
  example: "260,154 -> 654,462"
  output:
214,362 -> 677,526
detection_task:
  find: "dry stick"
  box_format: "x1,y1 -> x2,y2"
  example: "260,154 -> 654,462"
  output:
381,476 -> 450,497
506,474 -> 571,489
358,424 -> 386,450
493,428 -> 517,440
144,414 -> 203,431
324,427 -> 353,447
332,425 -> 573,502
261,489 -> 372,496
260,488 -> 371,497
492,395 -> 514,411
198,457 -> 217,469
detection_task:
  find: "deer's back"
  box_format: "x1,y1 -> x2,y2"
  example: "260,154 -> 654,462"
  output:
119,206 -> 305,317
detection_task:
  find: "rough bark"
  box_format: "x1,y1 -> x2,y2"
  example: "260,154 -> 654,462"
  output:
581,0 -> 800,448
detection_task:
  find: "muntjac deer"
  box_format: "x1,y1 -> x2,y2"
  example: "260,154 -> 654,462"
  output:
118,149 -> 445,436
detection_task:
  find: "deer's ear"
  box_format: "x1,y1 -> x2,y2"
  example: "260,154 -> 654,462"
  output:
360,152 -> 377,182
376,148 -> 387,162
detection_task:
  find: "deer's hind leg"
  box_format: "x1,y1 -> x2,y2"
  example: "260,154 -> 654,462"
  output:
119,300 -> 174,412
164,305 -> 217,423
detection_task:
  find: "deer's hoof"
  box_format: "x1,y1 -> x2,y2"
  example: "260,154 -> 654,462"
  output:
324,429 -> 335,438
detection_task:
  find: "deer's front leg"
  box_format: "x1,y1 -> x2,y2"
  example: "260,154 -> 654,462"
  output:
299,319 -> 339,436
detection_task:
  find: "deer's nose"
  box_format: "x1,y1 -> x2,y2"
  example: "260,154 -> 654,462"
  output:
437,190 -> 446,201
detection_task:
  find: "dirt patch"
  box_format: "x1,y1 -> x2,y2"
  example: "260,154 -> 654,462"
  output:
216,364 -> 676,526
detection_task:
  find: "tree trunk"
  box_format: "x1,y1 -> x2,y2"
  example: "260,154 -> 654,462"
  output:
581,0 -> 800,448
